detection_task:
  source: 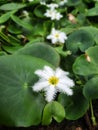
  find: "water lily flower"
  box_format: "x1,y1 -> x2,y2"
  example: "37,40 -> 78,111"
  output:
47,28 -> 67,44
28,0 -> 34,2
46,3 -> 59,10
40,2 -> 46,5
59,0 -> 67,6
44,9 -> 63,20
40,0 -> 46,5
22,10 -> 29,17
32,66 -> 74,102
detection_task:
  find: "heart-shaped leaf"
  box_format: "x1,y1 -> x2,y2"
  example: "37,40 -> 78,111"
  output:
86,7 -> 98,16
42,101 -> 65,125
66,30 -> 94,54
58,87 -> 89,120
83,77 -> 98,100
15,43 -> 60,67
86,46 -> 98,64
67,0 -> 81,6
34,5 -> 46,18
79,26 -> 98,44
73,46 -> 98,76
0,55 -> 53,126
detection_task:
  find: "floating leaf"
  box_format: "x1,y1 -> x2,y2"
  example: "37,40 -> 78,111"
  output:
0,55 -> 53,126
86,46 -> 98,64
58,87 -> 89,120
34,5 -> 46,18
42,101 -> 65,125
73,55 -> 98,76
66,30 -> 94,54
79,26 -> 98,44
15,43 -> 60,67
86,7 -> 98,16
73,46 -> 98,76
67,0 -> 81,6
83,77 -> 98,99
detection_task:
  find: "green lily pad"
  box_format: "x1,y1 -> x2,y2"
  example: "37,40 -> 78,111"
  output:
67,0 -> 81,6
58,87 -> 89,120
79,26 -> 98,44
86,46 -> 98,64
83,77 -> 98,99
42,101 -> 65,125
66,30 -> 94,54
73,46 -> 98,76
34,5 -> 46,18
0,55 -> 53,126
86,7 -> 98,16
15,43 -> 60,67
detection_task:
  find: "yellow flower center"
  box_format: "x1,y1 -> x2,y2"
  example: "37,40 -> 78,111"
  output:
55,33 -> 59,38
48,76 -> 59,86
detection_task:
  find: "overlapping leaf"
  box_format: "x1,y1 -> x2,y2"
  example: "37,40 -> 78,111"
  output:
58,87 -> 89,120
0,55 -> 53,126
15,43 -> 60,67
73,46 -> 98,100
42,101 -> 65,125
66,30 -> 94,54
0,3 -> 26,10
73,46 -> 98,76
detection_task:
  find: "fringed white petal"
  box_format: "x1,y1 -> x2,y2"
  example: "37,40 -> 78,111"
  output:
55,68 -> 69,78
52,38 -> 58,44
32,80 -> 48,92
35,70 -> 49,79
35,66 -> 54,79
57,83 -> 73,95
45,86 -> 57,102
59,77 -> 75,87
47,34 -> 52,40
43,66 -> 54,76
46,3 -> 58,9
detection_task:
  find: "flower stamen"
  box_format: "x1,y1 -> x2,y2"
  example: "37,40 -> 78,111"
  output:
48,76 -> 59,86
55,33 -> 59,38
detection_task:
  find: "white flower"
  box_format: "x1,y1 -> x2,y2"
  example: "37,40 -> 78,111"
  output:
46,3 -> 59,10
0,25 -> 5,31
40,0 -> 46,5
44,9 -> 63,20
59,0 -> 67,6
28,0 -> 34,2
40,2 -> 46,5
47,28 -> 68,44
22,10 -> 29,17
32,66 -> 74,102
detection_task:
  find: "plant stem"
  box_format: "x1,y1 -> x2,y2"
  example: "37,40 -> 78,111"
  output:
90,100 -> 97,126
